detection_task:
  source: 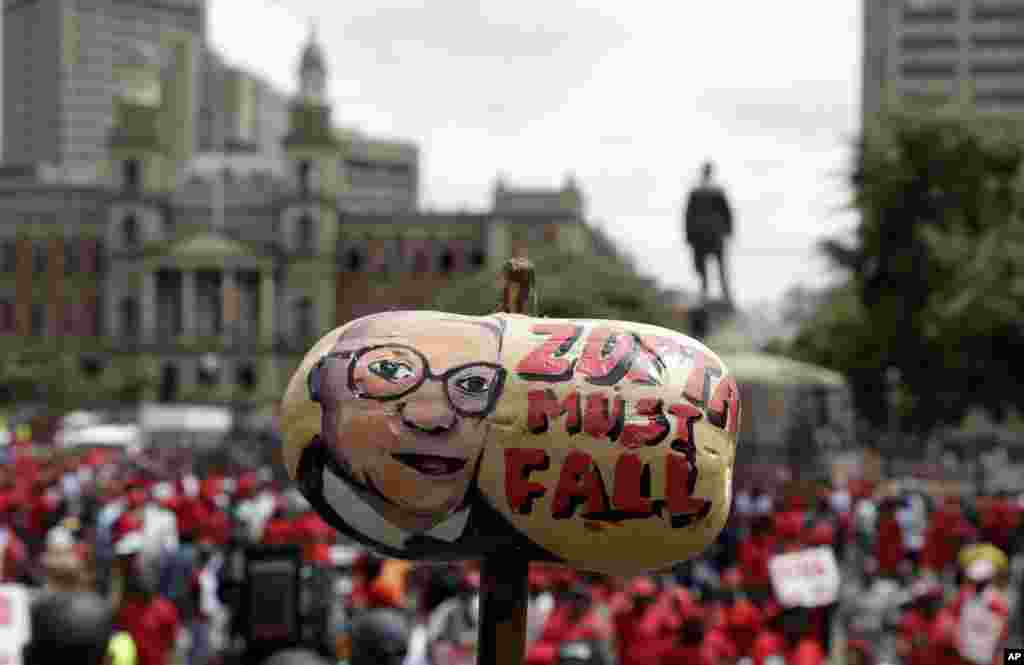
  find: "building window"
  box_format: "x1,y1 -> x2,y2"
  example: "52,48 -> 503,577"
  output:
32,243 -> 47,274
413,251 -> 429,273
159,364 -> 180,403
0,299 -> 13,333
298,160 -> 312,196
30,304 -> 45,337
123,159 -> 141,191
80,355 -> 104,378
119,298 -> 139,340
345,248 -> 363,272
470,249 -> 486,268
297,213 -> 314,253
198,354 -> 220,387
236,364 -> 257,391
295,298 -> 314,339
0,242 -> 15,273
64,239 -> 79,274
122,214 -> 140,249
439,249 -> 454,274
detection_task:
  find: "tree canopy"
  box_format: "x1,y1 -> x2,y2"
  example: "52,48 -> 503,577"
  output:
431,244 -> 690,331
788,107 -> 1024,432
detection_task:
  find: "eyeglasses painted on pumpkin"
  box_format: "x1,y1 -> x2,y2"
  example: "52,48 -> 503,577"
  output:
308,344 -> 506,418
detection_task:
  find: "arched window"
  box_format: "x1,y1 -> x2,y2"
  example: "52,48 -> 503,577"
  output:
298,160 -> 313,196
236,364 -> 257,391
439,249 -> 455,274
413,251 -> 429,274
345,248 -> 364,272
159,364 -> 179,403
297,213 -> 314,253
119,298 -> 139,339
122,214 -> 139,248
123,160 -> 141,191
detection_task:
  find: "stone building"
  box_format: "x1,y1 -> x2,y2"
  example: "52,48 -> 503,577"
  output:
0,30 -> 594,415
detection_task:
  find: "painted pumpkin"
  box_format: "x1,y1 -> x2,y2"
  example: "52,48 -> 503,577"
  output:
280,310 -> 740,575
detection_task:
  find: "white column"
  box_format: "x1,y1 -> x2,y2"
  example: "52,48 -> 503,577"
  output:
141,271 -> 156,343
259,271 -> 275,346
222,269 -> 236,344
181,270 -> 196,340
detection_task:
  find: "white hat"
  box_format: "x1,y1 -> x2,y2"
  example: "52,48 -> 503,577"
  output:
966,557 -> 997,583
115,532 -> 145,556
46,526 -> 74,551
152,482 -> 173,501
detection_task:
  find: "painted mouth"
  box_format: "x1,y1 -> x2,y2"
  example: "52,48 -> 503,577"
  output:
392,453 -> 467,477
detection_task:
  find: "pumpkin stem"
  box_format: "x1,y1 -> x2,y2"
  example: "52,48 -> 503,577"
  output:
501,257 -> 535,315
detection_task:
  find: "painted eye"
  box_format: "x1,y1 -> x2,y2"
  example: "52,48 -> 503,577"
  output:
454,375 -> 490,395
367,360 -> 416,382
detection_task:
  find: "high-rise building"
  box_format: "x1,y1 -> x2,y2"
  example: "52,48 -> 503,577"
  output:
2,0 -> 205,173
862,0 -> 1024,127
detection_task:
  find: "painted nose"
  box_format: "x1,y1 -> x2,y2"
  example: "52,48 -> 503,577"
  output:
400,399 -> 456,435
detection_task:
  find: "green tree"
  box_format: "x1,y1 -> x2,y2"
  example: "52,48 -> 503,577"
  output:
791,107 -> 1024,431
431,246 -> 689,330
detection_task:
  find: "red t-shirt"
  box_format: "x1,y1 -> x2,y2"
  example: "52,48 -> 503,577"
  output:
739,536 -> 775,587
876,515 -> 905,575
753,632 -> 826,665
116,596 -> 180,665
662,641 -> 718,665
899,609 -> 939,665
262,517 -> 296,545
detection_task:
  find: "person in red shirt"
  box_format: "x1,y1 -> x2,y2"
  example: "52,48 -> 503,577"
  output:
113,527 -> 181,665
725,596 -> 763,659
739,515 -> 776,603
293,507 -> 333,563
613,577 -> 676,665
527,586 -> 611,665
0,521 -> 28,584
261,497 -> 296,546
897,580 -> 945,665
922,497 -> 976,579
752,606 -> 827,665
662,603 -> 719,665
875,497 -> 906,581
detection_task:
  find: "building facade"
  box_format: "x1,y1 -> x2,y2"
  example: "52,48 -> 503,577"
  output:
0,29 -> 594,415
863,0 -> 1024,126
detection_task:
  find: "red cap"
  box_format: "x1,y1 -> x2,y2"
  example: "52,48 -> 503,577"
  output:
728,599 -> 762,630
126,488 -> 147,510
236,472 -> 258,498
113,512 -> 144,543
805,522 -> 835,547
721,567 -> 744,588
628,577 -> 657,597
847,639 -> 874,659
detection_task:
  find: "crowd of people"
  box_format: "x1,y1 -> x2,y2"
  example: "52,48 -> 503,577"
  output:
2,437 -> 1022,665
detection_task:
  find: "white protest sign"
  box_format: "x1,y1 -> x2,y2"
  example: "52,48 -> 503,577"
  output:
958,590 -> 1005,665
768,546 -> 840,608
0,584 -> 31,665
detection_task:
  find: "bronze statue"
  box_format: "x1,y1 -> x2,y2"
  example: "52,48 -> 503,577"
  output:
683,162 -> 734,306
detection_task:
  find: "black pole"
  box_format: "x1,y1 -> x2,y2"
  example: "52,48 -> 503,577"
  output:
477,554 -> 530,665
476,256 -> 535,665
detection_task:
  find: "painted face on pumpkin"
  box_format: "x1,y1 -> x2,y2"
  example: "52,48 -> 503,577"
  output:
309,313 -> 505,531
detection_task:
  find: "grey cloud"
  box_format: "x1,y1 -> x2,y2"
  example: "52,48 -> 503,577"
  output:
695,80 -> 856,146
314,2 -> 628,134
